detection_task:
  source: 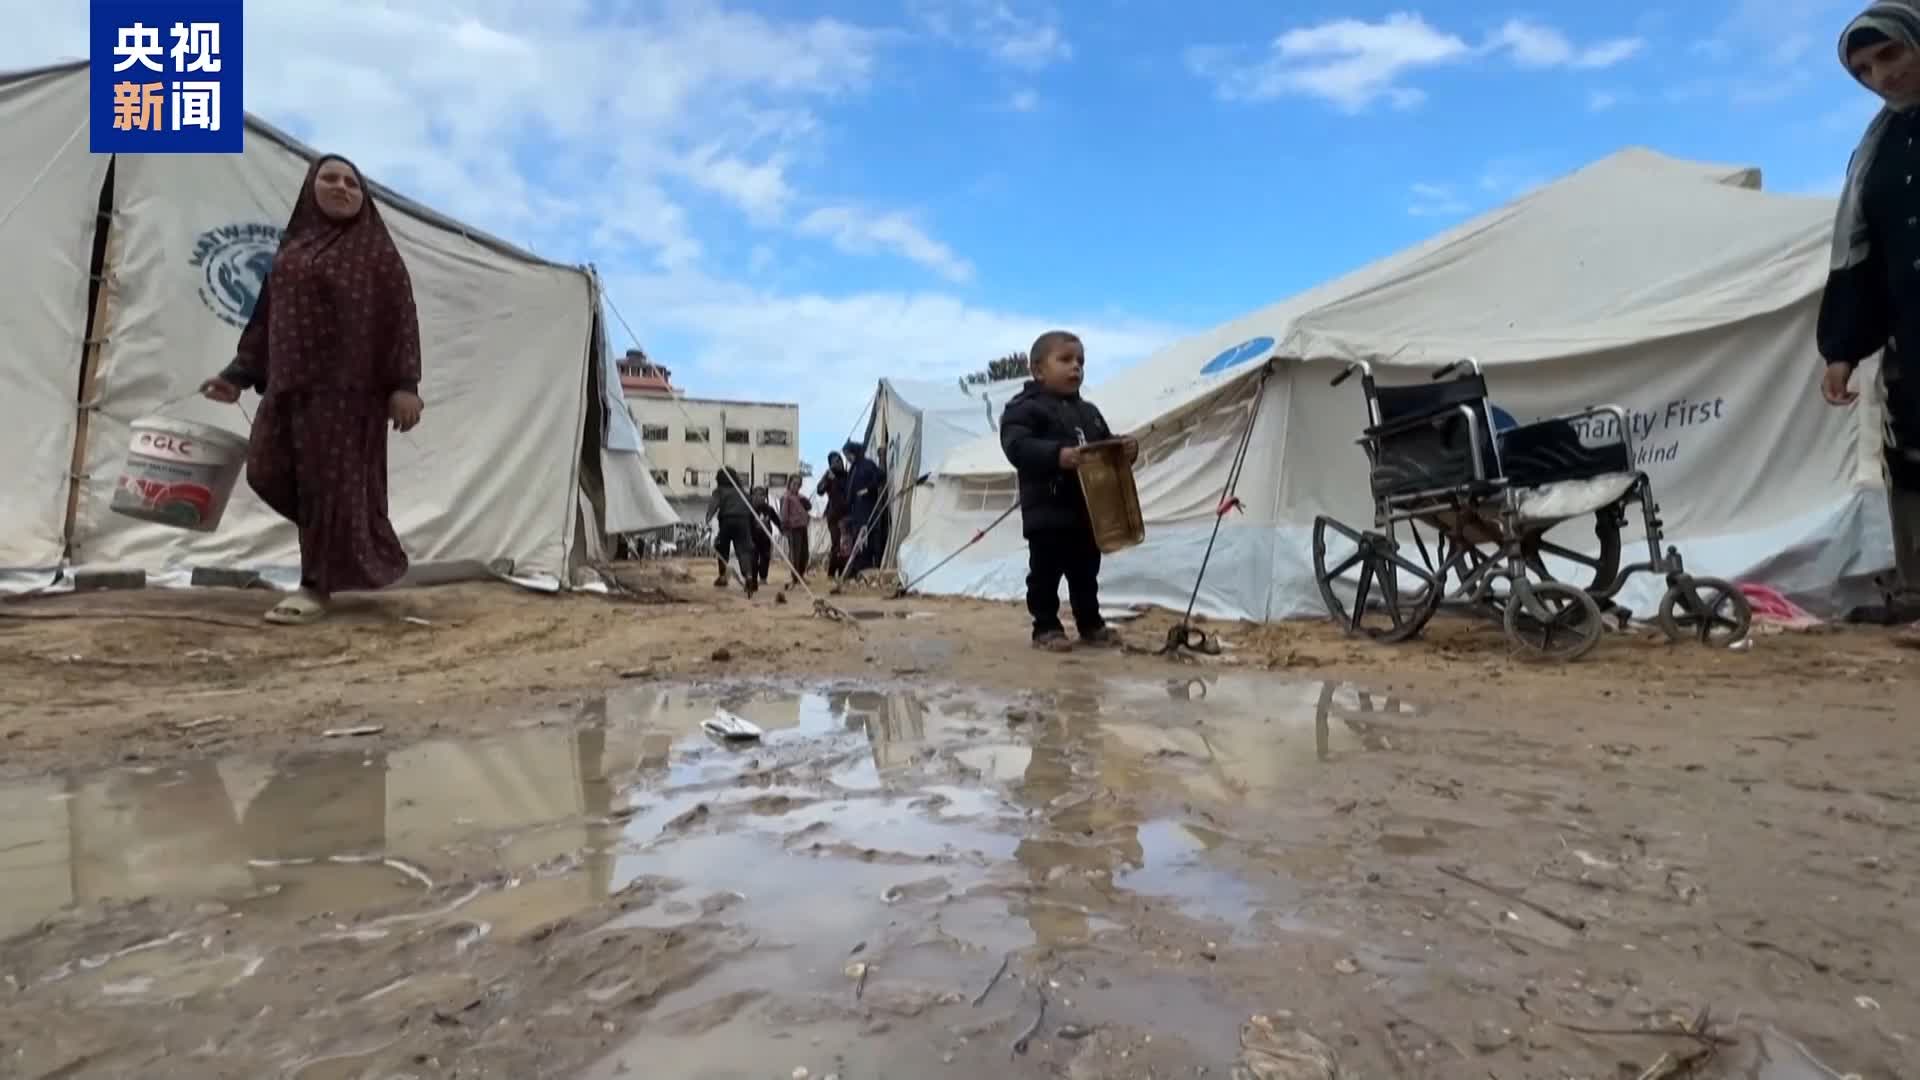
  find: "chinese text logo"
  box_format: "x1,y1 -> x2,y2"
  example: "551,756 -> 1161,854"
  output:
90,1 -> 244,153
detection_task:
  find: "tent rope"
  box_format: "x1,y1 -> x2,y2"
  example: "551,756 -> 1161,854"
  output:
0,117 -> 85,237
1160,364 -> 1272,657
889,502 -> 1017,598
598,292 -> 853,624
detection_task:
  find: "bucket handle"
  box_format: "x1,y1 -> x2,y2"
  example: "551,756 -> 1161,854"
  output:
143,388 -> 255,431
151,388 -> 421,449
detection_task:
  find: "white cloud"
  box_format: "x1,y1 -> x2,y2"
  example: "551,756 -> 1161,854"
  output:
912,0 -> 1072,69
1187,13 -> 1643,112
1407,182 -> 1469,217
1007,88 -> 1040,111
797,206 -> 975,283
1487,19 -> 1644,69
1587,89 -> 1623,111
1687,0 -> 1851,104
1186,13 -> 1469,111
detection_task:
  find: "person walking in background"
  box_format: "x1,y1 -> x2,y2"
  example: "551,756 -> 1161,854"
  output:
705,468 -> 757,595
817,451 -> 851,577
842,440 -> 886,576
1820,1 -> 1920,641
780,475 -> 813,583
749,484 -> 781,585
200,153 -> 424,627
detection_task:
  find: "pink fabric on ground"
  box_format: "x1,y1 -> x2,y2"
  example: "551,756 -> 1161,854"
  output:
1737,583 -> 1822,630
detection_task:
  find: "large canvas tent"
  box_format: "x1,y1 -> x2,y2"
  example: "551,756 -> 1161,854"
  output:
901,148 -> 1889,619
860,375 -> 1025,568
0,61 -> 676,595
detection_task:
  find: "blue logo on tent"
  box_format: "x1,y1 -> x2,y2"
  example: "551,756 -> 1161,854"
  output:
1488,404 -> 1518,433
1200,336 -> 1275,375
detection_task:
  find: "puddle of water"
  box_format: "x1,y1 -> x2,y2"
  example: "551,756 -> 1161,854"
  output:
1113,819 -> 1264,926
0,675 -> 1410,1024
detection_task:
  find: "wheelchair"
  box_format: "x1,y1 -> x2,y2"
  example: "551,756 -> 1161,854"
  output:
1309,359 -> 1752,661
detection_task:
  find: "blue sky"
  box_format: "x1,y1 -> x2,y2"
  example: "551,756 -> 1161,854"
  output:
5,0 -> 1881,468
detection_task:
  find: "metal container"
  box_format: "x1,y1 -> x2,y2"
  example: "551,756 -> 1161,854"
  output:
1076,440 -> 1145,554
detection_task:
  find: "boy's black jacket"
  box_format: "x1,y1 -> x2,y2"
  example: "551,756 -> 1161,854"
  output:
998,380 -> 1114,535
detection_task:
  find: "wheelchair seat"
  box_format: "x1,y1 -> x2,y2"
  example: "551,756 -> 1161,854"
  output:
1494,413 -> 1637,523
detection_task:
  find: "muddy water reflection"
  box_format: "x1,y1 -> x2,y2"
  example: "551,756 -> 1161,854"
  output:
0,677 -> 1409,943
1,675 -> 1413,1077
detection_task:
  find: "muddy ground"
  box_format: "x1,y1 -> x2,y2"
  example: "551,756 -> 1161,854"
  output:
0,559 -> 1914,1078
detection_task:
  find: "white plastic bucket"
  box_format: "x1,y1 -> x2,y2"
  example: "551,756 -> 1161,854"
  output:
109,417 -> 250,532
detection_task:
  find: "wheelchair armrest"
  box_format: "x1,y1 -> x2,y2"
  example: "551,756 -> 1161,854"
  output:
1357,403 -> 1495,483
1362,405 -> 1469,440
1510,405 -> 1633,452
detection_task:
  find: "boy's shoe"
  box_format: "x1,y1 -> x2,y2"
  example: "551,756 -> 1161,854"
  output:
1079,626 -> 1122,648
713,575 -> 727,588
1032,631 -> 1072,652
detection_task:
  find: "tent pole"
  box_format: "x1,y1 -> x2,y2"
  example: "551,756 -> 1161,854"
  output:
1162,365 -> 1271,654
62,159 -> 119,563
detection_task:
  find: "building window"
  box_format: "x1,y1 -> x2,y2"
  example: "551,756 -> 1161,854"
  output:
758,428 -> 790,447
724,428 -> 750,445
649,469 -> 669,485
641,424 -> 669,442
683,468 -> 706,488
685,426 -> 710,443
765,472 -> 788,487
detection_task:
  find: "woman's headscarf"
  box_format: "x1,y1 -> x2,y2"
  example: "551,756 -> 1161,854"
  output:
260,154 -> 421,393
1832,2 -> 1920,273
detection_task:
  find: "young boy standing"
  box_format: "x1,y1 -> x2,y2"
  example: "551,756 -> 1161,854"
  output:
998,330 -> 1137,651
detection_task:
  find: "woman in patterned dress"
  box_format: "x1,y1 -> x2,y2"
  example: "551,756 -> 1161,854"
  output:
200,154 -> 424,625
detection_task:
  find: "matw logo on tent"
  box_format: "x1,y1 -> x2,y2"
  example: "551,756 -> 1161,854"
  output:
189,222 -> 282,327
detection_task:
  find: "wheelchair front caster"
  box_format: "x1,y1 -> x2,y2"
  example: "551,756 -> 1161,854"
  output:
1656,575 -> 1751,647
1503,580 -> 1604,661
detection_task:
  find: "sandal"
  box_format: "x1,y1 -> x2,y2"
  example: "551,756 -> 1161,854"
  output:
264,590 -> 327,626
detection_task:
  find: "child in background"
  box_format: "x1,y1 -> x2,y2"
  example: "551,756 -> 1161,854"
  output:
749,485 -> 782,585
780,475 -> 813,584
705,468 -> 758,595
998,329 -> 1136,651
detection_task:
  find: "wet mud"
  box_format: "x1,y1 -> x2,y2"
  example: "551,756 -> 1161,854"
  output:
3,672 -> 1909,1078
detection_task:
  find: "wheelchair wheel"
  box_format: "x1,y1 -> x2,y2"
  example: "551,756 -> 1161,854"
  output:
1520,512 -> 1623,599
1656,576 -> 1751,646
1503,580 -> 1605,661
1312,516 -> 1443,643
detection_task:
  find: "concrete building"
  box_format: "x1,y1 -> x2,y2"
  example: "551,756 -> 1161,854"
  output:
617,350 -> 804,521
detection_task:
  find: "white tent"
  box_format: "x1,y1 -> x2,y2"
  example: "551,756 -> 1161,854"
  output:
861,375 -> 1025,567
0,61 -> 676,595
903,148 -> 1889,619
